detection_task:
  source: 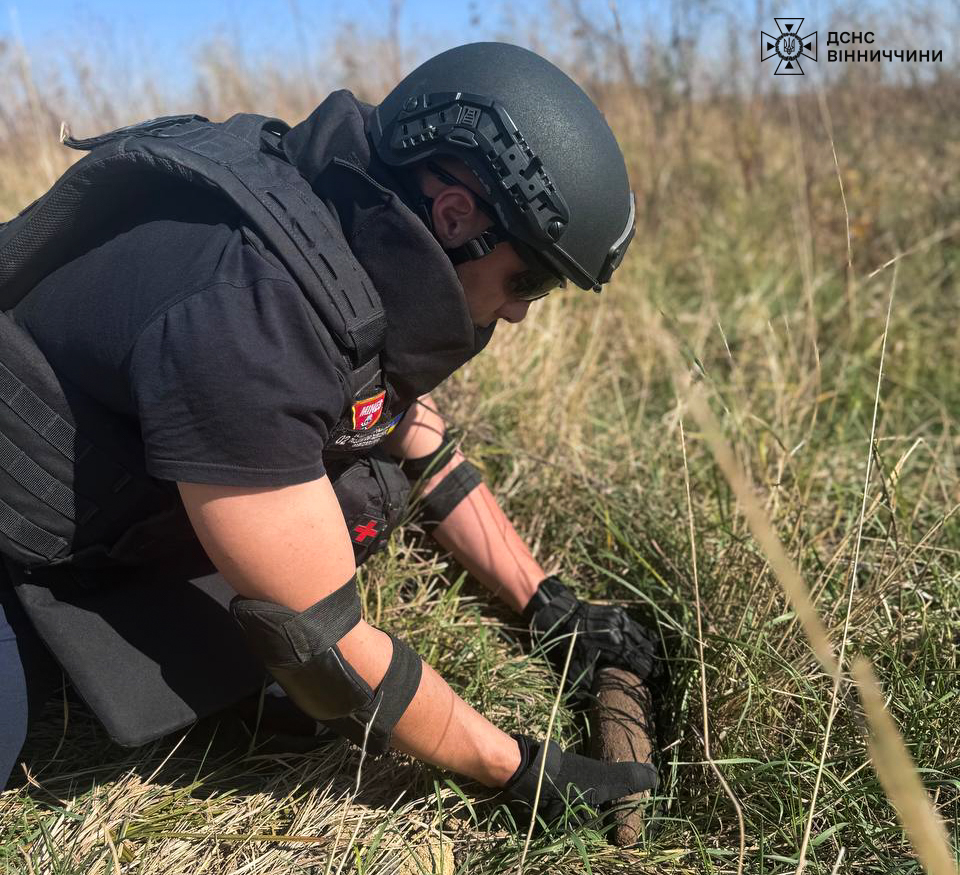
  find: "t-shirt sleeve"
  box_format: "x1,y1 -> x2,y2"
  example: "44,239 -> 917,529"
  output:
127,278 -> 346,486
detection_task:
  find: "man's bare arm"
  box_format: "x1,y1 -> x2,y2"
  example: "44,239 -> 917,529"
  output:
382,396 -> 546,614
177,476 -> 520,786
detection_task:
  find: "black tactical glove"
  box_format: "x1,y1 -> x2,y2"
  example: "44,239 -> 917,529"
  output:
501,733 -> 657,825
523,576 -> 657,700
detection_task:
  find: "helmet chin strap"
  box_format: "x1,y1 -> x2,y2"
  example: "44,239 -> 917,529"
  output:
446,228 -> 505,265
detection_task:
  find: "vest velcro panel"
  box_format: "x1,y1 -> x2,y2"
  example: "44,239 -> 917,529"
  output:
0,314 -> 178,568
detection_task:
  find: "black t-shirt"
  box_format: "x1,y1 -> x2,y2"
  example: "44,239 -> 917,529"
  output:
11,187 -> 348,487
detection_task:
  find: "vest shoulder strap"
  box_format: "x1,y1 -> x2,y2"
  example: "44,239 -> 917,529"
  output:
0,113 -> 386,368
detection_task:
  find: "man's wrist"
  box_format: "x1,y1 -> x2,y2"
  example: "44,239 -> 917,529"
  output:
521,575 -> 571,622
516,576 -> 545,618
478,733 -> 524,788
520,580 -> 546,621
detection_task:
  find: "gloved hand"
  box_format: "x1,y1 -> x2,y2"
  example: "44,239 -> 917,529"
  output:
500,733 -> 657,825
522,576 -> 658,700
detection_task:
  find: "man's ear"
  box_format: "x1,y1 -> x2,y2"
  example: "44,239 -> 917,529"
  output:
430,187 -> 486,248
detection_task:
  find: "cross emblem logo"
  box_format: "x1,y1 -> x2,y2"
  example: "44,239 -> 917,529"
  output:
761,18 -> 817,75
352,520 -> 379,543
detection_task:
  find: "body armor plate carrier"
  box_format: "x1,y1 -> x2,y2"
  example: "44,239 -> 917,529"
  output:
0,113 -> 401,571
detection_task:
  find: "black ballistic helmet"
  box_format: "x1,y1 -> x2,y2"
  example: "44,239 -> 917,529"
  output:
368,42 -> 636,292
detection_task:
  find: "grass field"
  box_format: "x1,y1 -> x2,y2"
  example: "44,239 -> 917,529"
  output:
1,22 -> 959,875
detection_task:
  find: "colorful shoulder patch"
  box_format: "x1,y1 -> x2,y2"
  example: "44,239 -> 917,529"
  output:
352,390 -> 386,430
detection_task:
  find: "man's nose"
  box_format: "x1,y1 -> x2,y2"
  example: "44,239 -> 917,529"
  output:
498,299 -> 531,324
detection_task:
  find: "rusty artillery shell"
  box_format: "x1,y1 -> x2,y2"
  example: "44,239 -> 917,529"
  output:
589,666 -> 655,847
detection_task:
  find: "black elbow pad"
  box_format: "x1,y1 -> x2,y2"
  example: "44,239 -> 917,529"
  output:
230,577 -> 373,722
230,576 -> 422,755
394,429 -> 483,533
320,632 -> 422,754
418,459 -> 483,532
397,436 -> 458,483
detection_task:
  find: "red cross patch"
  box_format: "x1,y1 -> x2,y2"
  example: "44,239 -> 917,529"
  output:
353,520 -> 379,543
352,390 -> 386,430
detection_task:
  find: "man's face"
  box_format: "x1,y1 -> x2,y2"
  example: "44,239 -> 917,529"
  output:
419,162 -> 551,328
455,241 -> 537,328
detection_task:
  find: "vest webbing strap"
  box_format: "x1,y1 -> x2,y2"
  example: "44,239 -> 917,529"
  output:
0,430 -> 77,519
348,356 -> 383,398
0,495 -> 68,558
201,115 -> 387,365
0,359 -> 102,557
0,360 -> 84,462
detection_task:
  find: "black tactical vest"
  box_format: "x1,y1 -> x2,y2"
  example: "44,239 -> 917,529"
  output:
0,100 -> 479,572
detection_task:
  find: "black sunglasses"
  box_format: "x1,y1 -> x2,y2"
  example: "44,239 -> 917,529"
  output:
506,239 -> 568,301
426,161 -> 567,302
